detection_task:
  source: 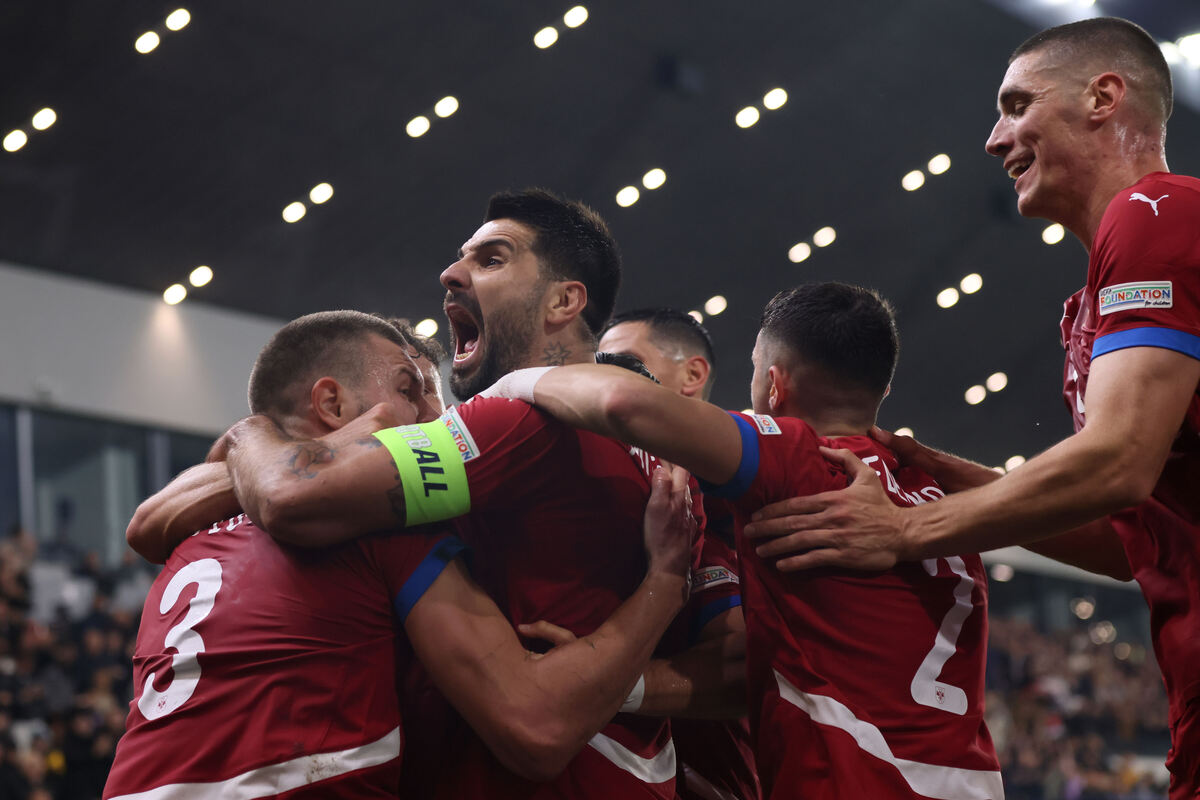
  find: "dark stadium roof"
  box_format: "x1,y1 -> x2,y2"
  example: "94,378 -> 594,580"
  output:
3,0 -> 1199,467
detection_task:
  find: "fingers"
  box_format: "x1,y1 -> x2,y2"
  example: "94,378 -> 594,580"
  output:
517,620 -> 579,647
668,463 -> 690,495
869,425 -> 894,447
752,531 -> 832,559
774,548 -> 844,572
367,402 -> 403,430
819,446 -> 877,485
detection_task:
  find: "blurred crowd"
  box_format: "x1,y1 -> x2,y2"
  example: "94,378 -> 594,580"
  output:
0,525 -> 1175,800
0,527 -> 152,800
986,617 -> 1170,799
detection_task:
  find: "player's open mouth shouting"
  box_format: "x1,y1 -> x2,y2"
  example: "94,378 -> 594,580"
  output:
445,296 -> 483,373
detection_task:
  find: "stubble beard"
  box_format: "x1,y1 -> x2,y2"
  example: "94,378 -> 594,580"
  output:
449,297 -> 543,401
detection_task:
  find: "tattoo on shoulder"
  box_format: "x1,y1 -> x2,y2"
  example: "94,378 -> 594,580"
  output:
287,442 -> 336,479
542,342 -> 570,366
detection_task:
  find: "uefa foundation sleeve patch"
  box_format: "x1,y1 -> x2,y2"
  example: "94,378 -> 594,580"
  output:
373,421 -> 471,526
1098,281 -> 1172,315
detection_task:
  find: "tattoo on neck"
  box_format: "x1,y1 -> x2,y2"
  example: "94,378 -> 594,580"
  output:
287,442 -> 336,479
542,342 -> 570,366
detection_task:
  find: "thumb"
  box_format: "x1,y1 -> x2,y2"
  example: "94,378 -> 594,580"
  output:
819,446 -> 877,484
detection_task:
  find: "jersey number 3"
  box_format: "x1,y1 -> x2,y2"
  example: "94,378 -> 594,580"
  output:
137,558 -> 223,720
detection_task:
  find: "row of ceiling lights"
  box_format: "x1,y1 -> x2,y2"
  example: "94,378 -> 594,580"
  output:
615,168 -> 667,208
3,108 -> 56,153
162,265 -> 212,305
406,96 -> 460,139
135,8 -> 191,54
281,182 -> 334,223
735,88 -> 787,129
534,6 -> 589,49
901,154 -> 952,191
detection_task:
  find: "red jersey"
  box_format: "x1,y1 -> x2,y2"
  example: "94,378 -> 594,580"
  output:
1060,172 -> 1200,792
104,514 -> 461,800
673,535 -> 761,800
702,413 -> 1001,800
425,397 -> 679,798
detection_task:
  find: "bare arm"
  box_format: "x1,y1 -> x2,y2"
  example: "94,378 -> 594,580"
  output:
406,465 -> 694,781
126,463 -> 239,563
489,364 -> 744,485
224,405 -> 413,547
872,427 -> 1132,580
743,347 -> 1199,570
637,606 -> 747,720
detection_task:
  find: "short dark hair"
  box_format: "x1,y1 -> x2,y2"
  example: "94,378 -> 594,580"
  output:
387,318 -> 446,368
604,307 -> 717,370
248,310 -> 408,416
1013,17 -> 1172,122
759,283 -> 898,396
485,188 -> 621,338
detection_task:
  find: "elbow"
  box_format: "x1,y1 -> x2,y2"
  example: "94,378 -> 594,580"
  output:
489,717 -> 580,783
125,505 -> 166,564
1099,458 -> 1158,511
597,383 -> 649,441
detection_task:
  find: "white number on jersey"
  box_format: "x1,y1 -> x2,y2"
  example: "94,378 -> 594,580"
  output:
909,557 -> 975,716
137,558 -> 223,720
860,455 -> 970,716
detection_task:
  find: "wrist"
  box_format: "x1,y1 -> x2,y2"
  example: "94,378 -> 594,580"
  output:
895,503 -> 929,561
640,569 -> 690,610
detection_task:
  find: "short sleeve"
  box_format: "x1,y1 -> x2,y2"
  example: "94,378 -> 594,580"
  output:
686,534 -> 742,644
697,412 -> 827,517
446,398 -> 567,509
361,530 -> 467,623
1090,179 -> 1200,362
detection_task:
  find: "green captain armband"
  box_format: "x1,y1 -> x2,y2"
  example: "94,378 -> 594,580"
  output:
373,421 -> 471,526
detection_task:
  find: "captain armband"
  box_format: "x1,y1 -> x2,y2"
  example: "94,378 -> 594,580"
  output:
373,421 -> 471,526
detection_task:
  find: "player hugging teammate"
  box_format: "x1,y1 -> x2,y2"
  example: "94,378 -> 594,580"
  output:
106,16 -> 1200,798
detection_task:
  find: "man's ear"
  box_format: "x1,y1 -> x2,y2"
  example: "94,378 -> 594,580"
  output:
311,377 -> 353,431
767,364 -> 788,413
1087,72 -> 1126,123
544,280 -> 588,328
680,356 -> 711,399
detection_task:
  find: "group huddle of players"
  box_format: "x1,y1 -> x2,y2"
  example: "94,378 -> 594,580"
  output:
101,16 -> 1200,800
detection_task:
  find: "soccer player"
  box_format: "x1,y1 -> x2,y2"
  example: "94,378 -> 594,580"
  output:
602,308 -> 759,800
126,190 -> 740,798
599,308 -> 716,400
738,18 -> 1200,795
104,311 -> 695,800
480,283 -> 1003,799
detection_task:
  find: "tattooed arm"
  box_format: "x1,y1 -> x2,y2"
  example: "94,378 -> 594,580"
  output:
226,406 -> 411,547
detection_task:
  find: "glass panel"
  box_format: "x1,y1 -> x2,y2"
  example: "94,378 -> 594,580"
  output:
32,411 -> 148,567
0,404 -> 17,536
168,431 -> 217,479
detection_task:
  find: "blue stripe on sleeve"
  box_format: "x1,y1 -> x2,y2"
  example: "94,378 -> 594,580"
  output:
689,595 -> 742,644
1093,327 -> 1200,361
394,536 -> 468,624
696,413 -> 761,499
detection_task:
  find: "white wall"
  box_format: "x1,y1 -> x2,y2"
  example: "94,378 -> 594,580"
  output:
0,261 -> 284,435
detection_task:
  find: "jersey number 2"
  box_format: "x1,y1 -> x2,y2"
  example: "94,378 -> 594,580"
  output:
137,558 -> 223,720
909,556 -> 975,716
